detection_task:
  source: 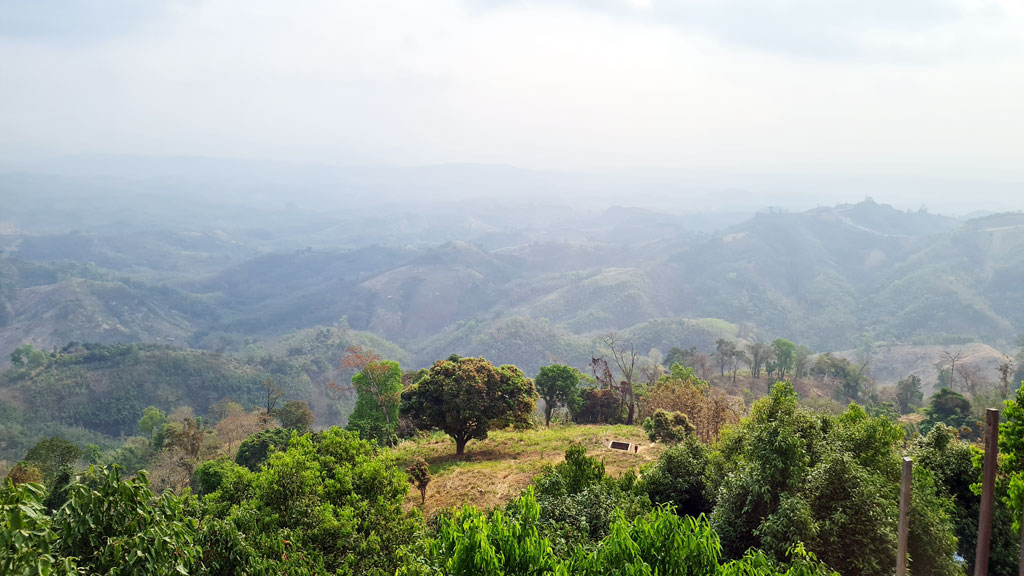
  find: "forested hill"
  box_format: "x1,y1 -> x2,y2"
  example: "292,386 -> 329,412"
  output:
3,193 -> 1023,372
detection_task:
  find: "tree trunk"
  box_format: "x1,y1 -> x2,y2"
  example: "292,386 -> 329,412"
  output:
455,437 -> 468,456
626,401 -> 635,425
545,403 -> 552,427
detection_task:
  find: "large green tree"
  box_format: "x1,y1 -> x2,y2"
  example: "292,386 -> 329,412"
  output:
534,364 -> 580,427
401,355 -> 536,455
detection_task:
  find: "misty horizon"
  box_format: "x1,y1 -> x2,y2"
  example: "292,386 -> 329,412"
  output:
2,0 -> 1023,214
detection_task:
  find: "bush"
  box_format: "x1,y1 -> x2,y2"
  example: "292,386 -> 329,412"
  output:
234,427 -> 291,471
1,480 -> 78,576
55,466 -> 201,575
638,437 -> 712,517
643,409 -> 695,443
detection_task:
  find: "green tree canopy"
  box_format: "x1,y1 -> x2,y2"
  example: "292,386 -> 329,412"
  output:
771,339 -> 797,381
638,436 -> 711,518
137,405 -> 166,439
895,374 -> 923,414
234,427 -> 292,471
22,437 -> 81,485
277,400 -> 314,431
401,355 -> 536,455
711,384 -> 959,576
347,359 -> 403,446
207,428 -> 421,575
534,364 -> 581,427
924,387 -> 977,436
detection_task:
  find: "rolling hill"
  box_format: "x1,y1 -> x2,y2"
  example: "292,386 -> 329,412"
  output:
2,194 -> 1024,394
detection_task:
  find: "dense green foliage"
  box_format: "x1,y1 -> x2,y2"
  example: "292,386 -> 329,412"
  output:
637,437 -> 712,518
1,467 -> 199,576
205,428 -> 422,575
0,347 -> 1008,576
400,489 -> 837,576
526,445 -> 650,554
923,387 -> 979,437
20,437 -> 81,485
711,384 -> 959,576
347,360 -> 403,446
234,427 -> 292,471
1,481 -> 77,576
278,400 -> 315,431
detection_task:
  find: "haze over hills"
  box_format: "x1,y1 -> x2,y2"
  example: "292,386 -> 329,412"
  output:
2,165 -> 1023,388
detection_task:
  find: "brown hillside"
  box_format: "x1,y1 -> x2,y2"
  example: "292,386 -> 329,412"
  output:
839,343 -> 1010,396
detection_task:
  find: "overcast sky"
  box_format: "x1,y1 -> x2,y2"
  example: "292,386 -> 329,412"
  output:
1,0 -> 1023,191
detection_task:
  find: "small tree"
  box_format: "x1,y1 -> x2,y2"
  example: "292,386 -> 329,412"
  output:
638,437 -> 711,517
940,350 -> 966,392
746,342 -> 768,380
277,400 -> 314,431
401,355 -> 536,456
715,339 -> 737,377
345,349 -> 403,446
262,378 -> 283,415
406,457 -> 431,505
22,437 -> 81,485
235,428 -> 292,471
535,364 -> 581,426
997,358 -> 1015,399
10,343 -> 48,370
794,345 -> 812,379
924,388 -> 976,437
138,406 -> 166,439
772,339 -> 797,381
895,375 -> 924,415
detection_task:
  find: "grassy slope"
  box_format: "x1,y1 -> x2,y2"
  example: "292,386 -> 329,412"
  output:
392,424 -> 662,517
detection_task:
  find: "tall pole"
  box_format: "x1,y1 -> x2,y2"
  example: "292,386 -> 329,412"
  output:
897,457 -> 912,576
976,408 -> 1000,576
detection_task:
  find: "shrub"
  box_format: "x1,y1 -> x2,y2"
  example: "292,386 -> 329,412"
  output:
643,409 -> 695,443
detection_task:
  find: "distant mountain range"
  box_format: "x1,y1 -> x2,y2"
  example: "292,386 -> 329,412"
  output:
2,166 -> 1023,384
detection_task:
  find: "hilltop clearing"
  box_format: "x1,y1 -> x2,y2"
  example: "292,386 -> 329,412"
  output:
392,425 -> 660,517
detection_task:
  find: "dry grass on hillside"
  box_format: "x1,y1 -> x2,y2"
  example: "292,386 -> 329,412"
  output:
391,424 -> 662,517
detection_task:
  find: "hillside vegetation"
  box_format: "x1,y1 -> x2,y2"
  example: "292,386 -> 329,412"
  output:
5,195 -> 1024,383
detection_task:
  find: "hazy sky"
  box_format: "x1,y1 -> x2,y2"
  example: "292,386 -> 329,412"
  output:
2,0 -> 1023,184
